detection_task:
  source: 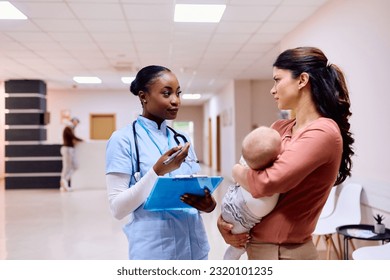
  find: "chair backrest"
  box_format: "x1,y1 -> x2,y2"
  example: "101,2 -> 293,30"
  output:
352,242 -> 390,260
332,182 -> 363,224
319,186 -> 337,219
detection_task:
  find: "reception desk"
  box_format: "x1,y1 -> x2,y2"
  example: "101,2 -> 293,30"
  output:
72,141 -> 107,190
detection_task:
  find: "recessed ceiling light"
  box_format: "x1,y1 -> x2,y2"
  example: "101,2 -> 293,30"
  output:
73,76 -> 102,84
174,4 -> 226,23
182,93 -> 201,100
121,77 -> 135,84
0,1 -> 27,20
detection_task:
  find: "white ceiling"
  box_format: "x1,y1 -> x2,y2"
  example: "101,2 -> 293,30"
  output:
0,0 -> 329,105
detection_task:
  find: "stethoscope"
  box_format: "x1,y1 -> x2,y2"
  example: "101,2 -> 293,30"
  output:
132,120 -> 197,181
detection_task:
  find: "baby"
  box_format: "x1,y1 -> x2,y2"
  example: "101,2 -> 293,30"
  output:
221,126 -> 281,260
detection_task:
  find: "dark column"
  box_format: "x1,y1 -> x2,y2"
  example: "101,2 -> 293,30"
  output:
4,79 -> 61,189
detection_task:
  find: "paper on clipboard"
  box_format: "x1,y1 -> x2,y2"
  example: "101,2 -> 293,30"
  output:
143,175 -> 223,211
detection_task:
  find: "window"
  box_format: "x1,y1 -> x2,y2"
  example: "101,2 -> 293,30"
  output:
173,121 -> 194,145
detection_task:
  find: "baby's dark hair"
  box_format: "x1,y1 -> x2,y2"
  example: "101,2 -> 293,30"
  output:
130,65 -> 171,96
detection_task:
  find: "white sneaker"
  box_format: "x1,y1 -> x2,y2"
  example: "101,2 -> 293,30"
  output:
60,179 -> 72,192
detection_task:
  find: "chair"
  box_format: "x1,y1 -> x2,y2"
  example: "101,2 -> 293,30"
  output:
352,242 -> 390,260
319,186 -> 337,219
313,186 -> 337,247
313,183 -> 363,259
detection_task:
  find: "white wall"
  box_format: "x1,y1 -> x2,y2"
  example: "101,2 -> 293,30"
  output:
46,89 -> 203,147
234,80 -> 252,163
203,78 -> 281,182
46,89 -> 139,143
204,79 -> 280,178
204,81 -> 236,178
251,79 -> 280,127
72,141 -> 106,189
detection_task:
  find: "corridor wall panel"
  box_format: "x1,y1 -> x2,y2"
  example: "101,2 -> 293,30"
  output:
4,79 -> 60,189
6,97 -> 46,110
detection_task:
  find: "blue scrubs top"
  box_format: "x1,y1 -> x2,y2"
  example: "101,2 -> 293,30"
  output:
106,116 -> 209,260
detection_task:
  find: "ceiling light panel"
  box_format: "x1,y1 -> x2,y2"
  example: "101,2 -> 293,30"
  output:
182,93 -> 201,100
174,4 -> 226,23
0,1 -> 27,20
73,76 -> 102,84
121,77 -> 135,84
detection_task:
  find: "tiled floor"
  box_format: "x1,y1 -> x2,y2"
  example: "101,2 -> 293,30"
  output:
0,166 -> 333,260
0,165 -> 232,260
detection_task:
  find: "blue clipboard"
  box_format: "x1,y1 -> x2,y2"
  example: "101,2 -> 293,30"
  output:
143,175 -> 223,211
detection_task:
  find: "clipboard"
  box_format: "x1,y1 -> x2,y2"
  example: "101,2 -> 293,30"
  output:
143,175 -> 223,211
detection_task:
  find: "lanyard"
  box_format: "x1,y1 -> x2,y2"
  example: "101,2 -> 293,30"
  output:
132,119 -> 192,182
137,119 -> 172,155
132,119 -> 171,181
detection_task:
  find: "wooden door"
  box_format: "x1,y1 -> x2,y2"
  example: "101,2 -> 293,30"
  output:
216,115 -> 221,172
208,117 -> 212,167
90,114 -> 116,140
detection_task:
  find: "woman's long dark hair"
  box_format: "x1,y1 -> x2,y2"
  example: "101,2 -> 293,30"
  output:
273,47 -> 354,185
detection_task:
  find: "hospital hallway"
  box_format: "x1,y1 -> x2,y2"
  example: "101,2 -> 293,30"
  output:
0,164 -> 233,260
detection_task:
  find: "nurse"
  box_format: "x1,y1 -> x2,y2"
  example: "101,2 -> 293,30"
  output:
106,65 -> 216,260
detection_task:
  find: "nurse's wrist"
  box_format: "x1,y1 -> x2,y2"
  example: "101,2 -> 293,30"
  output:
204,199 -> 217,213
142,168 -> 159,183
153,164 -> 164,176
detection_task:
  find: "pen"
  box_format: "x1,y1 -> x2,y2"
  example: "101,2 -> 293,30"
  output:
163,148 -> 183,165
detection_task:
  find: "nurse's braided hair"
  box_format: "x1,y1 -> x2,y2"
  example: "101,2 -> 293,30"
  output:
273,47 -> 354,185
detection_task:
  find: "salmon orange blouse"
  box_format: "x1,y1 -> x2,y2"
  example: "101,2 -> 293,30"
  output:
247,117 -> 342,244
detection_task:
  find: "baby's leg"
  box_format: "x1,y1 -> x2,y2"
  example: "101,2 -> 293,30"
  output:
240,187 -> 279,217
222,219 -> 249,260
223,246 -> 246,260
230,221 -> 249,234
221,185 -> 253,260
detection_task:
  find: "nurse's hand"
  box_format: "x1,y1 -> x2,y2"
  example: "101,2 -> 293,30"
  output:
153,142 -> 191,175
217,215 -> 250,248
181,188 -> 216,213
